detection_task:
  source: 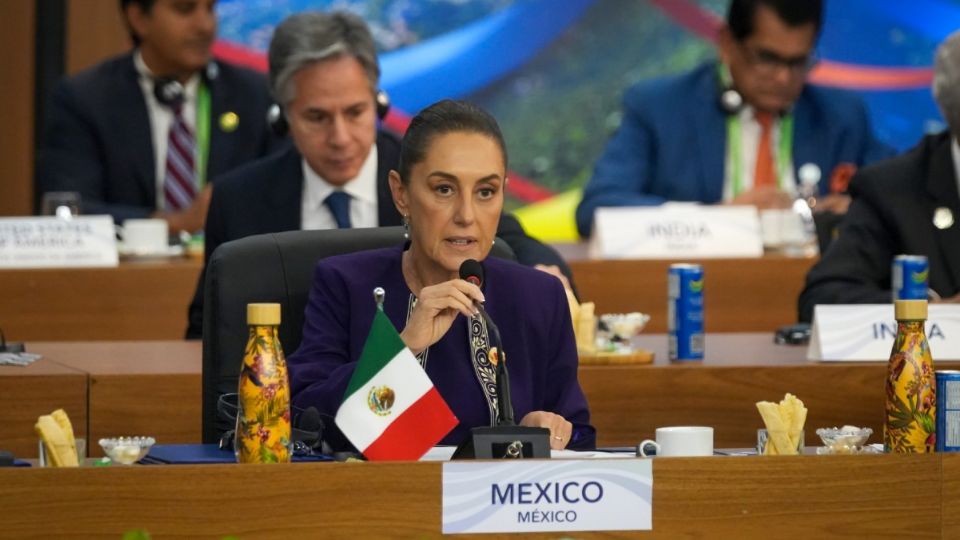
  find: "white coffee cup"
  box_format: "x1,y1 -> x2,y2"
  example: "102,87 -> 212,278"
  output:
118,219 -> 168,255
638,426 -> 714,457
760,209 -> 805,248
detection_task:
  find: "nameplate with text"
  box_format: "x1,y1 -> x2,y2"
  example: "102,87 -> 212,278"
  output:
809,304 -> 960,361
441,459 -> 652,534
590,204 -> 763,258
0,216 -> 118,268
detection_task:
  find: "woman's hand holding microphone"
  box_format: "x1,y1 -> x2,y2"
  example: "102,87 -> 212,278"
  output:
400,280 -> 485,355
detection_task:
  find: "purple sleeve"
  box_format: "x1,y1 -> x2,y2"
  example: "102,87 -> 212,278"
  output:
544,278 -> 597,450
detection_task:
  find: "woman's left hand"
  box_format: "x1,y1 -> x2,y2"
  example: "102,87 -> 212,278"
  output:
520,410 -> 573,450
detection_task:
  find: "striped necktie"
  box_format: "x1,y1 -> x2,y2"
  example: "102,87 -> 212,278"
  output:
163,103 -> 198,211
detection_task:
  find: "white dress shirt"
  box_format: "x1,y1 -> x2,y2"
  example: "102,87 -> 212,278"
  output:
301,145 -> 379,230
951,138 -> 960,198
723,105 -> 797,201
133,51 -> 200,211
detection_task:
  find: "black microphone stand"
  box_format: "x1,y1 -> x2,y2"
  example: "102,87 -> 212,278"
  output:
452,304 -> 549,459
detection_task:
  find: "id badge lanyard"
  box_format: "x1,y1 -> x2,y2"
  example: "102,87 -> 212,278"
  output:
726,112 -> 794,197
195,82 -> 212,187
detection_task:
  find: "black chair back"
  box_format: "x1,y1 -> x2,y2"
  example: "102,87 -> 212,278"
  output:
201,226 -> 515,443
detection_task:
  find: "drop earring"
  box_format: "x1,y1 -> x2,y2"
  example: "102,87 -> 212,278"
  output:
403,215 -> 410,239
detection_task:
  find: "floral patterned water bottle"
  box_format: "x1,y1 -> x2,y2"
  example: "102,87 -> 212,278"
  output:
884,299 -> 936,453
235,303 -> 291,463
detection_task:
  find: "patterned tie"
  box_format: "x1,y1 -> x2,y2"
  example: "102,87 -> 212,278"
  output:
324,191 -> 352,229
163,103 -> 198,211
754,110 -> 776,189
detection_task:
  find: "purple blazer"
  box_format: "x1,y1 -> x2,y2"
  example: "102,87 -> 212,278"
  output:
288,244 -> 596,450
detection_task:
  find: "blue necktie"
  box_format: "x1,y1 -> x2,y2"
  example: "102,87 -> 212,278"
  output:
324,191 -> 352,229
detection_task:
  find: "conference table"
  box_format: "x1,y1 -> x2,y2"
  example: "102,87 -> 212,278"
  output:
0,454 -> 956,538
5,336 -> 960,538
0,357 -> 87,458
0,256 -> 203,341
34,341 -> 202,456
0,249 -> 815,341
5,334 -> 957,459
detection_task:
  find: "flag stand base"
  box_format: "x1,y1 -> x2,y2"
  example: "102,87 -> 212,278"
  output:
451,426 -> 550,459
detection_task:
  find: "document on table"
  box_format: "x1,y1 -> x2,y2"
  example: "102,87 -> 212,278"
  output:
421,446 -> 635,461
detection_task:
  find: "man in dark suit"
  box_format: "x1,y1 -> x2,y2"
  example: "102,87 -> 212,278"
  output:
186,12 -> 573,338
36,0 -> 276,233
576,0 -> 893,237
798,31 -> 960,322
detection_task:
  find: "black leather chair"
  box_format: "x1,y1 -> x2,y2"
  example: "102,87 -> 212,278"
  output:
201,226 -> 516,443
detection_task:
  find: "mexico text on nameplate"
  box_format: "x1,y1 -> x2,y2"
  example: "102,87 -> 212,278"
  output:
441,459 -> 652,534
0,216 -> 118,268
809,304 -> 960,361
590,204 -> 762,259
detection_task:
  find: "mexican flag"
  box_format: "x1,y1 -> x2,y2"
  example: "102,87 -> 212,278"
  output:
335,308 -> 458,461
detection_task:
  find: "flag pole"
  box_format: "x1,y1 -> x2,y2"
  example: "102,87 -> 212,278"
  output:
373,287 -> 385,311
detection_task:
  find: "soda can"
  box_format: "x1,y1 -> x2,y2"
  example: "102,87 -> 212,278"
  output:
936,370 -> 960,452
892,254 -> 929,301
668,263 -> 704,361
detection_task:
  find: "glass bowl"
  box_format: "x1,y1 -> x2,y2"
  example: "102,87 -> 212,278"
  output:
99,436 -> 155,465
815,426 -> 873,455
597,313 -> 651,352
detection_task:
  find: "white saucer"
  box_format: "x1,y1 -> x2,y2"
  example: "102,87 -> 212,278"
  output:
118,244 -> 184,259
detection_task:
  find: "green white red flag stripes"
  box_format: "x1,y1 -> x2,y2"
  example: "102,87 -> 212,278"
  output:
335,307 -> 458,461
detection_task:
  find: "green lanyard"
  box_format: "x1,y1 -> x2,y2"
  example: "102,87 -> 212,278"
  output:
727,111 -> 793,197
195,82 -> 212,187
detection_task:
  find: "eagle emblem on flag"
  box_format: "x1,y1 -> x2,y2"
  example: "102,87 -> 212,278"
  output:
367,385 -> 396,416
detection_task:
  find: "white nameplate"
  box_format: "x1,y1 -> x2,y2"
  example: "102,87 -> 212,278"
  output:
809,304 -> 960,361
441,459 -> 652,534
590,204 -> 762,258
0,216 -> 118,268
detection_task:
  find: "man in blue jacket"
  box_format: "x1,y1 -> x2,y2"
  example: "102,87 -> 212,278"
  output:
576,0 -> 893,237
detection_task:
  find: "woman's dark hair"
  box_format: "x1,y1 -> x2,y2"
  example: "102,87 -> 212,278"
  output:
397,99 -> 507,183
727,0 -> 823,42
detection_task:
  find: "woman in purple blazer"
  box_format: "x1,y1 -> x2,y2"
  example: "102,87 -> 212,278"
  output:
288,100 -> 595,451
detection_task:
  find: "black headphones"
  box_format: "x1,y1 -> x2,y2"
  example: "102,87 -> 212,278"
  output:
717,64 -> 745,115
267,89 -> 391,136
153,61 -> 219,108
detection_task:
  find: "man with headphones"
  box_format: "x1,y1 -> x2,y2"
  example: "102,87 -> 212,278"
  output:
37,0 -> 277,233
575,0 -> 894,238
186,11 -> 575,339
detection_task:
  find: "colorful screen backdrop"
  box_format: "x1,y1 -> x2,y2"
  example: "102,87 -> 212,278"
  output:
215,0 -> 958,241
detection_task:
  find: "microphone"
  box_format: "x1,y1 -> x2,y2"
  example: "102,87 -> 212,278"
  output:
451,260 -> 550,459
458,259 -> 494,329
459,260 -> 514,426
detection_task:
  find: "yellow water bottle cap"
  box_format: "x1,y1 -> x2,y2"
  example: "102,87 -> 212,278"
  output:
247,303 -> 281,326
894,299 -> 927,320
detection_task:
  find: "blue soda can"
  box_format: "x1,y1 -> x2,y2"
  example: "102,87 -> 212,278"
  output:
668,263 -> 704,361
892,254 -> 929,301
936,371 -> 960,452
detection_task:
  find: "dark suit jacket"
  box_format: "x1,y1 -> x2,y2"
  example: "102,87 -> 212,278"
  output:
798,132 -> 960,322
576,61 -> 895,237
288,244 -> 595,450
36,53 -> 277,222
186,133 -> 573,338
